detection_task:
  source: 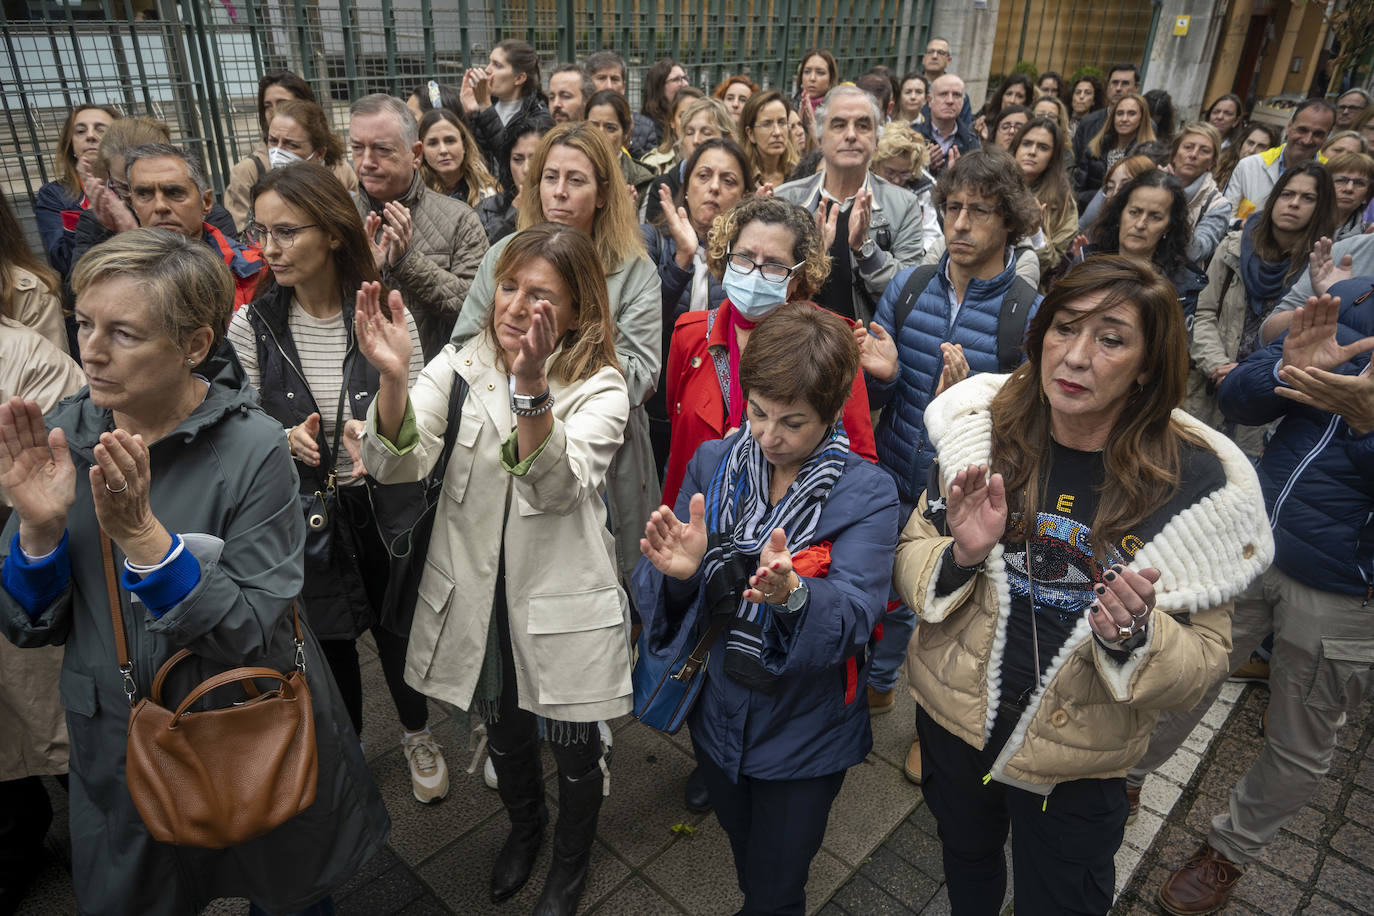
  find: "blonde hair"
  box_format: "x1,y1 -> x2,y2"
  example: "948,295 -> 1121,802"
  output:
1089,92 -> 1156,158
677,97 -> 735,157
71,227 -> 233,350
1031,95 -> 1071,140
873,121 -> 930,174
516,122 -> 645,272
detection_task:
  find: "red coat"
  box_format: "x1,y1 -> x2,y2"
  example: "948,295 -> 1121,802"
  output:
661,301 -> 878,507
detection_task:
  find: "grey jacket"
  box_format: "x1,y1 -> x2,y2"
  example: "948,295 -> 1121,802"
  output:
0,351 -> 389,915
775,170 -> 928,325
356,172 -> 489,361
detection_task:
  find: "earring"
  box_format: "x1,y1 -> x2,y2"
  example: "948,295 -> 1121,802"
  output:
186,357 -> 196,366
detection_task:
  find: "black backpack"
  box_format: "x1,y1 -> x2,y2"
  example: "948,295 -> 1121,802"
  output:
890,264 -> 1038,373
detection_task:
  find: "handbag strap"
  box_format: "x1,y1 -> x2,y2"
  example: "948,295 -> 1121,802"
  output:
674,614 -> 732,683
424,363 -> 471,487
100,532 -> 306,707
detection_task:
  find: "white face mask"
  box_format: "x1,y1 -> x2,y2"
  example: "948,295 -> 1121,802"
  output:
268,146 -> 308,170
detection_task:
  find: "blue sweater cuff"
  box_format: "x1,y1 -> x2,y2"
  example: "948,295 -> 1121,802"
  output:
2,530 -> 71,620
120,535 -> 201,618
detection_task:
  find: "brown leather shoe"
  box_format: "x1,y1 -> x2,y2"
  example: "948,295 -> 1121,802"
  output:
1157,842 -> 1244,915
1126,784 -> 1141,825
903,735 -> 923,784
867,685 -> 895,716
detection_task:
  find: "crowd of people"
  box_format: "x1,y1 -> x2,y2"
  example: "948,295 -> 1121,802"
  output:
1,33 -> 1372,916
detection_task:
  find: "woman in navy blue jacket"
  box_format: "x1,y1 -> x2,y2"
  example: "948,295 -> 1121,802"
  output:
634,302 -> 899,916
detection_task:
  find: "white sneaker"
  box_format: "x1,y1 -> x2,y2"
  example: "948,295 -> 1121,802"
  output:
403,730 -> 450,804
483,754 -> 498,790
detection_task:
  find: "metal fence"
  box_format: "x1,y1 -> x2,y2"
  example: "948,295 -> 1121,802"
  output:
1,0 -> 923,247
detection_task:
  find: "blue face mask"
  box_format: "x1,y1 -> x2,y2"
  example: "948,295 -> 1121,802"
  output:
722,268 -> 790,321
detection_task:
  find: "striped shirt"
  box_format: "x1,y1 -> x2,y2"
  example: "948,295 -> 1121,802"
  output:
227,299 -> 424,483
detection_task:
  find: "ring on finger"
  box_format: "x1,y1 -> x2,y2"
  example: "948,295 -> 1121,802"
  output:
105,479 -> 129,494
1117,625 -> 1133,639
1131,609 -> 1150,622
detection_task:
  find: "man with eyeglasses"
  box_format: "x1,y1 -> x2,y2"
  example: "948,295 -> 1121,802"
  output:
775,85 -> 927,324
1334,88 -> 1370,131
854,147 -> 1042,782
1225,98 -> 1336,220
350,93 -> 488,360
918,75 -> 981,176
113,143 -> 265,311
919,38 -> 973,131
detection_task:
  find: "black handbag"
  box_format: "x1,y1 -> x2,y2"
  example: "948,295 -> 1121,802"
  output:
299,369 -> 359,601
367,367 -> 470,633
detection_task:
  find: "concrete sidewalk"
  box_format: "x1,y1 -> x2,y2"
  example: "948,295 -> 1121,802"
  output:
15,638 -> 1373,915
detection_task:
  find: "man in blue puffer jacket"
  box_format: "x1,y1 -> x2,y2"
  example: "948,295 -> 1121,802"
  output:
1147,279 -> 1374,915
855,147 -> 1042,783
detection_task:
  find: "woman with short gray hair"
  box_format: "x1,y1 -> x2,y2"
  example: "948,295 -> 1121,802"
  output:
0,227 -> 388,916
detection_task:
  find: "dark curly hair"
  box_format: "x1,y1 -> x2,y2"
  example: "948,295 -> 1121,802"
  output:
932,145 -> 1041,243
1090,169 -> 1190,277
705,196 -> 830,302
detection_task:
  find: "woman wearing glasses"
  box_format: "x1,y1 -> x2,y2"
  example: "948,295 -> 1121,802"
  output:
737,91 -> 800,191
224,163 -> 449,805
660,196 -> 877,510
636,301 -> 899,915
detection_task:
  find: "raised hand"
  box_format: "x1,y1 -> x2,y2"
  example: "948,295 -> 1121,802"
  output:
660,185 -> 699,269
816,200 -> 839,251
1068,232 -> 1089,260
934,342 -> 969,396
355,281 -> 414,381
1307,237 -> 1353,297
341,419 -> 368,478
0,397 -> 75,556
1277,361 -> 1374,434
744,528 -> 797,605
89,430 -> 172,566
1087,564 -> 1161,645
854,321 -> 899,383
287,412 -> 322,467
87,177 -> 136,233
641,493 -> 708,580
1281,294 -> 1374,374
510,299 -> 559,384
754,182 -> 775,199
847,189 -> 873,253
462,68 -> 490,110
944,464 -> 1007,568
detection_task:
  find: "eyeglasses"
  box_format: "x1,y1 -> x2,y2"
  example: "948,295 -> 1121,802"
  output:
1336,104 -> 1367,113
726,251 -> 805,283
1333,175 -> 1371,189
997,120 -> 1024,135
940,201 -> 999,224
753,117 -> 788,134
668,73 -> 689,85
245,223 -> 319,248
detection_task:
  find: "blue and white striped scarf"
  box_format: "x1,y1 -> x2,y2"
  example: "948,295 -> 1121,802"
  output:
700,420 -> 850,693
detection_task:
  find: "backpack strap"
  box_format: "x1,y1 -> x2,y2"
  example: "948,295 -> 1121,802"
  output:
893,264 -> 941,334
996,277 -> 1038,372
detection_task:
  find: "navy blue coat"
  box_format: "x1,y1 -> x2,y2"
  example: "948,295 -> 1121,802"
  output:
1216,276 -> 1374,597
867,254 -> 1041,508
633,436 -> 899,782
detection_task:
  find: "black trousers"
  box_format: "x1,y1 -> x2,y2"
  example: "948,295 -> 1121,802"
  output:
318,486 -> 429,736
916,706 -> 1126,916
0,776 -> 53,908
483,562 -> 600,777
694,747 -> 845,916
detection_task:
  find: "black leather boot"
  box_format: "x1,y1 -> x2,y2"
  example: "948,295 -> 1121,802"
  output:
533,761 -> 605,916
488,739 -> 548,904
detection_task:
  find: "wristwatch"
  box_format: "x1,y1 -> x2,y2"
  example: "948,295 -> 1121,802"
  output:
510,387 -> 554,416
782,579 -> 809,612
857,237 -> 878,260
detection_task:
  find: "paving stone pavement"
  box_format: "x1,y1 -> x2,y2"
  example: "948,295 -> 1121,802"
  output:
14,640 -> 1373,915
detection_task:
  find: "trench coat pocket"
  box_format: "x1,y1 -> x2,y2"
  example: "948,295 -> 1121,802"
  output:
440,408 -> 482,503
527,586 -> 631,705
416,564 -> 455,616
59,667 -> 99,718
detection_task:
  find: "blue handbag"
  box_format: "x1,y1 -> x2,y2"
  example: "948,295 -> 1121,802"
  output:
632,615 -> 730,735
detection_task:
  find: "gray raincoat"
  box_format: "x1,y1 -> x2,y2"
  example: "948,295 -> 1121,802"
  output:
0,350 -> 389,916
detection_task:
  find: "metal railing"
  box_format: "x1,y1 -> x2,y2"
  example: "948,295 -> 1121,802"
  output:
1,0 -> 921,249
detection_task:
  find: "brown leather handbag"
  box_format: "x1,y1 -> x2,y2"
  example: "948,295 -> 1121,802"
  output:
101,535 -> 318,848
